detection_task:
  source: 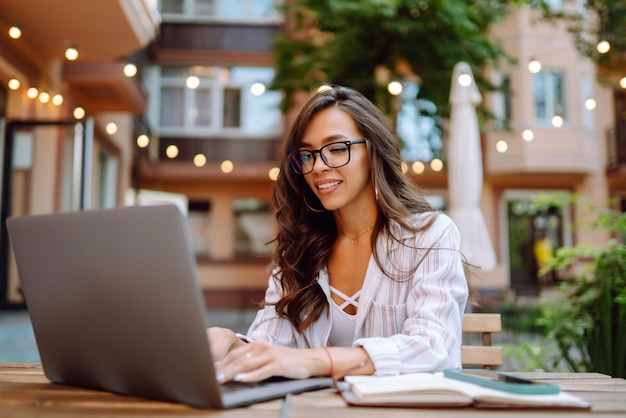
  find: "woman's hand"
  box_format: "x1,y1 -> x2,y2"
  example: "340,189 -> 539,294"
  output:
207,327 -> 245,361
214,341 -> 328,383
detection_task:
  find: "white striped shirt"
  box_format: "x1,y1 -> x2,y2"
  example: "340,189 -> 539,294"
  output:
244,212 -> 468,376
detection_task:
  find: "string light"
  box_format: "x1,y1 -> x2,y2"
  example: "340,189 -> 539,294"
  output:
186,76 -> 200,89
250,82 -> 265,96
123,63 -> 137,77
387,81 -> 403,96
38,92 -> 50,103
522,129 -> 534,142
52,94 -> 63,106
136,134 -> 150,148
496,140 -> 508,153
220,160 -> 234,173
528,58 -> 541,74
8,79 -> 20,90
551,115 -> 564,128
457,72 -> 472,87
317,84 -> 332,93
430,158 -> 443,172
65,45 -> 79,61
412,161 -> 425,174
620,77 -> 626,89
105,122 -> 118,135
26,87 -> 38,99
596,40 -> 611,54
585,98 -> 597,110
268,167 -> 280,181
193,154 -> 207,167
8,26 -> 21,39
165,145 -> 179,159
73,107 -> 85,119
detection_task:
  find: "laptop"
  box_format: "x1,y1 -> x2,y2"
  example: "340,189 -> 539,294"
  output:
6,204 -> 332,408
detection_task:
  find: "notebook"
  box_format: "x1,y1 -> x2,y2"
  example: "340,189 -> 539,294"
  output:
6,204 -> 332,409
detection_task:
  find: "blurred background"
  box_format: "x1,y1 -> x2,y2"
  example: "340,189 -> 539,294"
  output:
0,0 -> 624,374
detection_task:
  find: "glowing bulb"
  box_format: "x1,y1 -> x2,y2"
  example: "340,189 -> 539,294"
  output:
52,94 -> 63,106
123,63 -> 137,77
585,98 -> 596,110
387,81 -> 403,96
165,145 -> 179,159
8,26 -> 21,39
8,79 -> 20,90
522,129 -> 534,142
458,73 -> 472,87
250,82 -> 265,96
268,167 -> 280,181
26,87 -> 38,99
105,122 -> 118,135
193,154 -> 207,167
39,92 -> 50,103
220,160 -> 234,173
496,140 -> 508,153
552,115 -> 564,128
528,59 -> 541,74
430,158 -> 443,172
136,135 -> 150,148
597,40 -> 611,54
186,76 -> 200,89
620,77 -> 626,89
412,161 -> 425,174
65,46 -> 78,61
73,107 -> 85,119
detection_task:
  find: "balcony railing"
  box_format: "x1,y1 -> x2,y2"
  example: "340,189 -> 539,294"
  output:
156,137 -> 282,163
607,121 -> 626,169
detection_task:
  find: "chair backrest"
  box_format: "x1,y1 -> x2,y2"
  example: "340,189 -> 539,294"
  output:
460,313 -> 503,369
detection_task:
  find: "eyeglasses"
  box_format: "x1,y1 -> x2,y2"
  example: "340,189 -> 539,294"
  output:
291,139 -> 367,174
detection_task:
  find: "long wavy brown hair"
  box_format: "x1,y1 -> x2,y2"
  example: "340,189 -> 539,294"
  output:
270,85 -> 439,332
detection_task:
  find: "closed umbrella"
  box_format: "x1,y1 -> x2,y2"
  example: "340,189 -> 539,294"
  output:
447,62 -> 496,270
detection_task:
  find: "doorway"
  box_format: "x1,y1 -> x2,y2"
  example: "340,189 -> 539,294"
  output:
0,120 -> 92,309
503,191 -> 569,296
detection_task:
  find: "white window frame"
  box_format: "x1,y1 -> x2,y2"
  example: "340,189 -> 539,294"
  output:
158,66 -> 244,137
533,69 -> 568,124
159,0 -> 282,23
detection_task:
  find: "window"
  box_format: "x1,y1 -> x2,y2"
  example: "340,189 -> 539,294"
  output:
97,150 -> 118,209
533,70 -> 567,124
233,198 -> 273,257
492,73 -> 512,130
396,81 -> 443,162
156,65 -> 281,137
159,0 -> 279,22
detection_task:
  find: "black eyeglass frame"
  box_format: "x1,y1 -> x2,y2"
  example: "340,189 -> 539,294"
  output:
291,139 -> 367,174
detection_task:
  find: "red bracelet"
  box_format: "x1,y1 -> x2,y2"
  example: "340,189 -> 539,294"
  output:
322,346 -> 334,377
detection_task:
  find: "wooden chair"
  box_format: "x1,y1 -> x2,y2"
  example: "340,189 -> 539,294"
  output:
461,313 -> 503,369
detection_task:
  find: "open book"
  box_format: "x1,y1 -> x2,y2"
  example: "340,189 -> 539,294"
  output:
338,373 -> 590,409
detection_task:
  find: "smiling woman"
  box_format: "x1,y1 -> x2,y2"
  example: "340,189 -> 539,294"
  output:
208,85 -> 469,384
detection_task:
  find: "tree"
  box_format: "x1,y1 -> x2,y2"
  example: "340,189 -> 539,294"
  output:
537,0 -> 626,80
272,0 -> 530,116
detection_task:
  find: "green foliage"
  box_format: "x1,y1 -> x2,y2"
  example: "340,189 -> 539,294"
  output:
272,0 -> 531,114
537,0 -> 626,74
535,193 -> 626,377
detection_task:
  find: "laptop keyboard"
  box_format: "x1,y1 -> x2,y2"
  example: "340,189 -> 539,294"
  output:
220,376 -> 291,394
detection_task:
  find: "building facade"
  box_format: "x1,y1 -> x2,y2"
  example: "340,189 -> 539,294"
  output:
0,0 -> 160,308
1,1 -> 624,309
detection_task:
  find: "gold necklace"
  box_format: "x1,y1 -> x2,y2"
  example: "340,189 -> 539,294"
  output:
339,225 -> 374,244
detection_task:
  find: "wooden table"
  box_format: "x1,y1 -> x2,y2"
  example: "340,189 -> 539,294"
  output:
2,363 -> 626,417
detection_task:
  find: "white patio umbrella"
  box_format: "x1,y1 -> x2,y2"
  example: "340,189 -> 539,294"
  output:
447,62 -> 496,270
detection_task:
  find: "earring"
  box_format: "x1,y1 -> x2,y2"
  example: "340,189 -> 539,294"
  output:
303,193 -> 325,213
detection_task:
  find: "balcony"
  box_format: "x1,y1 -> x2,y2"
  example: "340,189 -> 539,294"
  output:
485,126 -> 601,178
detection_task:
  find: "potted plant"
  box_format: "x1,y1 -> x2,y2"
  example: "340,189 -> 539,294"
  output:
534,193 -> 626,378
